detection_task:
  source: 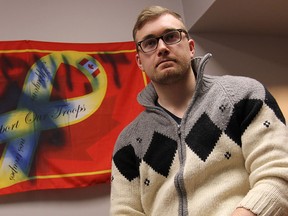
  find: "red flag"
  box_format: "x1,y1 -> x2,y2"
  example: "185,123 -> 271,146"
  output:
0,40 -> 147,195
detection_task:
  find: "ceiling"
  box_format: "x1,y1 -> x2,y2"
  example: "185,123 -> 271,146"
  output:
189,0 -> 288,37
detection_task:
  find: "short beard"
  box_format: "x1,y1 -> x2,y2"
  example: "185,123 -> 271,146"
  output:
153,64 -> 190,85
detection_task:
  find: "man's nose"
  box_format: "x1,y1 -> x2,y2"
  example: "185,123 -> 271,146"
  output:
157,39 -> 169,56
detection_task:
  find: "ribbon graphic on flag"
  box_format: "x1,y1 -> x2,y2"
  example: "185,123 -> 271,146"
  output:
0,51 -> 107,188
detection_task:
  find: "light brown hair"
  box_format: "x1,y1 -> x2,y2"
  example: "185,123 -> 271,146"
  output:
132,6 -> 186,41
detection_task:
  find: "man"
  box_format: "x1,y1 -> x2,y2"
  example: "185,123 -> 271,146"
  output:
110,5 -> 288,216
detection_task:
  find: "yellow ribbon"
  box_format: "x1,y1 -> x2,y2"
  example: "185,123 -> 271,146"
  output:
0,51 -> 107,188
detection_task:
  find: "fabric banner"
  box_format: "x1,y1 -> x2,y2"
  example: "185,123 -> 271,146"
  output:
0,40 -> 147,195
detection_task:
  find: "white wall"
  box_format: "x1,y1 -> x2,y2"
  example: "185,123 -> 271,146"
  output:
0,0 -> 184,43
0,0 -> 184,215
181,0 -> 215,29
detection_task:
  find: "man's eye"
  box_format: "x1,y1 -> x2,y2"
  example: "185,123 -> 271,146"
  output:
143,39 -> 157,48
164,33 -> 177,43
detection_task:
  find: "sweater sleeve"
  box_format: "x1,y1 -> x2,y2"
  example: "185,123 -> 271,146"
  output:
110,133 -> 145,216
236,87 -> 288,215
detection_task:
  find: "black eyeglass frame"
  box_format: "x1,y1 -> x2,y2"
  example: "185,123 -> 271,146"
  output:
137,29 -> 189,53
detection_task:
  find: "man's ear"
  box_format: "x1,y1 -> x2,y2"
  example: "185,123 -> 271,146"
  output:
189,39 -> 195,58
136,53 -> 144,71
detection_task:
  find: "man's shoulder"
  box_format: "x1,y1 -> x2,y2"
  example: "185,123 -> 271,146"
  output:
117,111 -> 147,139
208,74 -> 265,98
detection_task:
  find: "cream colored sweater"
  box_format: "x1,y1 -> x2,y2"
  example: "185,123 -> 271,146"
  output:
110,54 -> 288,216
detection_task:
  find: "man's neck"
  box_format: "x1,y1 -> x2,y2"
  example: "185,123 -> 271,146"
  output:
154,71 -> 196,118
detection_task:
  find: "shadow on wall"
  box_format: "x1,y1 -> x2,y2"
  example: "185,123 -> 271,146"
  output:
191,33 -> 288,120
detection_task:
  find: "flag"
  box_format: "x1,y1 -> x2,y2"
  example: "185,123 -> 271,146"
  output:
0,40 -> 147,195
79,58 -> 100,77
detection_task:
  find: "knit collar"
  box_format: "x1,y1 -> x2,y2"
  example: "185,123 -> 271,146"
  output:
137,53 -> 212,108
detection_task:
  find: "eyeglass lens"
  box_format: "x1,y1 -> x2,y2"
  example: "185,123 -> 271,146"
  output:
141,30 -> 181,52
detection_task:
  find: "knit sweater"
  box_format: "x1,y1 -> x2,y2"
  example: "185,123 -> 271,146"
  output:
110,54 -> 288,216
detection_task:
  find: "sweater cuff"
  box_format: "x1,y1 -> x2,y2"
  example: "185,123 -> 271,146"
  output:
238,184 -> 284,216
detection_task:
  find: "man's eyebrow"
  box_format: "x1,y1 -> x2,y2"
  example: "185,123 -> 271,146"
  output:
140,34 -> 157,41
140,28 -> 178,41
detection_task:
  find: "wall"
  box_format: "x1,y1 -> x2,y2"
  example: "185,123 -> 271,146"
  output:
0,0 -> 184,216
0,0 -> 183,43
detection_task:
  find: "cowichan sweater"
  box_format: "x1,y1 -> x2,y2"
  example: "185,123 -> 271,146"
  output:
110,54 -> 288,216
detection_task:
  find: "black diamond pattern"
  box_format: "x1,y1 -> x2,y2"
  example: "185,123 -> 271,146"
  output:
144,178 -> 150,186
263,120 -> 271,128
185,113 -> 222,161
224,151 -> 232,159
225,98 -> 263,147
143,132 -> 177,177
265,88 -> 286,124
113,144 -> 140,181
219,104 -> 226,112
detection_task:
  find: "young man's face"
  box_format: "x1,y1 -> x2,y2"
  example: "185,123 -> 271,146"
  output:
135,14 -> 195,85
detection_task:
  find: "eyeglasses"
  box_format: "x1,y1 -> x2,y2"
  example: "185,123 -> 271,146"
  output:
137,29 -> 188,53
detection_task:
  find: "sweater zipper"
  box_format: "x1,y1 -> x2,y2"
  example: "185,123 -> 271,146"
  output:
153,106 -> 188,215
175,124 -> 188,216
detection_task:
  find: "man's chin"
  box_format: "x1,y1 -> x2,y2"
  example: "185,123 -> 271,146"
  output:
153,73 -> 184,85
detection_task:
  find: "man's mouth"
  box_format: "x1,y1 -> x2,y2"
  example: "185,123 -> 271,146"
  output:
156,59 -> 175,68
